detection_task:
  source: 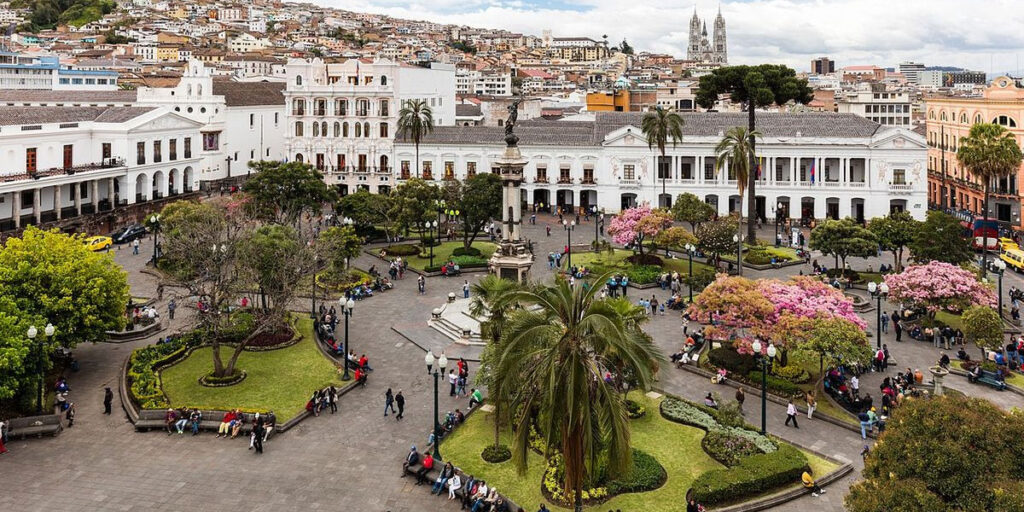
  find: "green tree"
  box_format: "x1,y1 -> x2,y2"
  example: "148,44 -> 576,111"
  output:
640,106 -> 684,205
696,217 -> 738,269
653,226 -> 697,252
671,192 -> 715,231
868,211 -> 919,272
846,395 -> 1024,512
397,99 -> 434,175
962,305 -> 1004,359
336,189 -> 400,241
237,224 -> 308,318
452,173 -> 502,250
957,123 -> 1024,277
909,210 -> 973,265
469,274 -> 522,449
0,295 -> 36,401
317,225 -> 362,272
619,39 -> 634,54
696,65 -> 813,240
793,317 -> 871,378
243,161 -> 337,226
809,218 -> 878,273
496,279 -> 663,512
715,126 -> 761,247
394,178 -> 442,243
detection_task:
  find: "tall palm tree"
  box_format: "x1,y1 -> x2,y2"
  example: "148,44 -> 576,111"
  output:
958,122 -> 1024,277
715,126 -> 762,275
397,99 -> 434,177
641,107 -> 684,208
469,274 -> 522,448
496,277 -> 663,512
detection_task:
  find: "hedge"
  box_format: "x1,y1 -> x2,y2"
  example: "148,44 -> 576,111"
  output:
774,365 -> 811,384
382,243 -> 420,256
127,331 -> 204,409
452,246 -> 483,257
689,444 -> 809,505
482,444 -> 512,463
747,371 -> 802,397
702,429 -> 764,467
605,449 -> 667,494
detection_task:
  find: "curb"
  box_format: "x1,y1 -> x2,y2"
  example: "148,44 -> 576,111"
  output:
389,326 -> 483,362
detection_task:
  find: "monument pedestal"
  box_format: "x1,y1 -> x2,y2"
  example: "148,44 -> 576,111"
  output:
488,144 -> 534,281
489,242 -> 534,282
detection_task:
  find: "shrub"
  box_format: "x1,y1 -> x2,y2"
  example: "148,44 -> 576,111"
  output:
201,370 -> 244,385
825,268 -> 860,281
625,399 -> 646,419
452,246 -> 482,257
708,347 -> 757,376
481,444 -> 511,463
659,397 -> 776,454
624,253 -> 664,266
625,264 -> 663,284
452,255 -> 488,266
383,243 -> 419,256
605,449 -> 667,494
702,430 -> 764,467
690,444 -> 809,506
747,371 -> 802,397
774,365 -> 811,384
744,246 -> 772,265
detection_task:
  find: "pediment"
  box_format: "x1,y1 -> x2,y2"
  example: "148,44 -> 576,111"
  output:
601,125 -> 644,147
869,128 -> 927,150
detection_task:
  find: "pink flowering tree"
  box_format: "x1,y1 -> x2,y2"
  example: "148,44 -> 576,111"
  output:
884,261 -> 996,315
606,205 -> 673,256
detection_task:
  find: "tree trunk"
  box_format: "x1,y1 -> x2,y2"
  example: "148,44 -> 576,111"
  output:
415,141 -> 420,178
747,104 -> 757,242
211,340 -> 226,377
224,329 -> 262,377
574,486 -> 583,512
493,401 -> 501,448
982,182 -> 990,278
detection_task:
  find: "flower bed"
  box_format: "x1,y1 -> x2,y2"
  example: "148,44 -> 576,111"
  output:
541,449 -> 667,507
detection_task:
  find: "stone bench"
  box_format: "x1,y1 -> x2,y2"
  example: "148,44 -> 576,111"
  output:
135,409 -> 273,437
6,414 -> 63,439
403,459 -> 520,509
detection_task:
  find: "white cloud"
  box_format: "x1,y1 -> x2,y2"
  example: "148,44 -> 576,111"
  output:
326,0 -> 1024,74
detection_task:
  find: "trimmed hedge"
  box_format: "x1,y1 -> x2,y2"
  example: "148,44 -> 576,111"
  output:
774,365 -> 811,384
708,347 -> 757,377
625,398 -> 646,419
127,331 -> 204,409
482,444 -> 512,463
452,246 -> 483,257
689,444 -> 809,506
605,449 -> 667,494
624,253 -> 664,266
382,243 -> 420,256
747,371 -> 802,397
702,429 -> 763,467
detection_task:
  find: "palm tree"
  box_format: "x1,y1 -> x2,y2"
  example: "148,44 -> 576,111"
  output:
715,126 -> 761,274
495,277 -> 663,512
641,107 -> 684,208
469,274 -> 522,448
957,123 -> 1024,277
397,99 -> 434,177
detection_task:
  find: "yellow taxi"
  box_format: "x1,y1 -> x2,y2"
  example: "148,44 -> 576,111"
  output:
84,235 -> 112,252
999,237 -> 1018,251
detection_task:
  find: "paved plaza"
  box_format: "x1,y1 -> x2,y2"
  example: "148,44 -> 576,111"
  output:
4,213 -> 1024,512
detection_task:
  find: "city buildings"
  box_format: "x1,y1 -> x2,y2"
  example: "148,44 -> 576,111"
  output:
838,83 -> 913,126
810,56 -> 835,75
395,112 -> 927,220
687,8 -> 727,64
0,52 -> 119,90
926,76 -> 1024,228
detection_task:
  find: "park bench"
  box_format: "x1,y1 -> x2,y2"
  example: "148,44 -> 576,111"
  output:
6,414 -> 63,439
968,369 -> 1007,391
403,461 -> 520,509
675,337 -> 706,368
135,409 -> 272,435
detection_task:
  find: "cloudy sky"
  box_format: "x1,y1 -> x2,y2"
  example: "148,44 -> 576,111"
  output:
329,0 -> 1024,74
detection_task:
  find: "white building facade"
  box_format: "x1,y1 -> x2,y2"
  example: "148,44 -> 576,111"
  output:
283,57 -> 455,194
394,112 -> 927,222
838,84 -> 913,126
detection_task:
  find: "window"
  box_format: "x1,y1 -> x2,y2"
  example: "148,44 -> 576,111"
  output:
444,161 -> 454,180
334,122 -> 341,137
704,160 -> 716,180
295,121 -> 304,137
321,121 -> 328,137
26,147 -> 37,172
295,75 -> 302,86
184,137 -> 192,158
153,140 -> 162,163
337,154 -> 346,170
202,132 -> 219,151
422,161 -> 433,179
364,122 -> 370,138
657,156 -> 671,179
343,122 -> 349,137
354,123 -> 361,137
379,100 -> 389,116
357,154 -> 367,171
336,99 -> 348,116
379,122 -> 388,138
274,113 -> 279,125
292,99 -> 305,116
681,162 -> 692,180
401,160 -> 411,179
313,122 -> 320,137
892,168 -> 907,185
315,99 -> 326,116
623,164 -> 635,180
467,162 -> 477,178
249,113 -> 254,128
381,76 -> 387,86
994,115 -> 1018,128
315,153 -> 325,170
102,143 -> 111,160
136,142 -> 146,165
536,166 -> 547,182
169,139 -> 177,160
358,99 -> 369,116
559,166 -> 571,183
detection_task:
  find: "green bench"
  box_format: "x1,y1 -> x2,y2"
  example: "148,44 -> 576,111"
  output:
968,369 -> 1007,391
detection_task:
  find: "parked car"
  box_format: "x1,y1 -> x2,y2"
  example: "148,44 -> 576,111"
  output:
84,236 -> 112,252
111,224 -> 147,244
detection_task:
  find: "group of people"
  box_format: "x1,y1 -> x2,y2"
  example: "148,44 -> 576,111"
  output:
54,377 -> 76,428
440,261 -> 462,277
603,275 -> 630,297
405,446 -> 511,511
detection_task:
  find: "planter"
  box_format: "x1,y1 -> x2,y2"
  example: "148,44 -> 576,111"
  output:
198,370 -> 247,387
928,366 -> 949,396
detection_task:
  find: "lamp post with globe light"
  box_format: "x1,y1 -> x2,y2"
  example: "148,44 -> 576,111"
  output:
868,281 -> 890,349
150,213 -> 161,265
684,243 -> 696,303
339,297 -> 355,380
424,351 -> 447,460
28,323 -> 55,414
428,220 -> 438,268
751,339 -> 776,435
992,259 -> 1007,318
733,233 -> 743,276
563,219 -> 575,268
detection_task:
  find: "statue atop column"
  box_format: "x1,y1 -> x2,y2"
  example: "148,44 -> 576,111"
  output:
504,98 -> 521,148
490,98 -> 533,281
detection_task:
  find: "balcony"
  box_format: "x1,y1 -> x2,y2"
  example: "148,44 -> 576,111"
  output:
822,180 -> 842,187
534,176 -> 549,184
580,178 -> 597,186
3,158 -> 127,183
620,178 -> 640,188
889,183 -> 913,194
557,177 -> 574,184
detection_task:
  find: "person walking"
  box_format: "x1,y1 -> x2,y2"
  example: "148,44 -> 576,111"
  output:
168,299 -> 176,320
418,275 -> 426,295
103,387 -> 113,414
132,238 -> 140,255
785,399 -> 799,428
880,312 -> 889,334
448,370 -> 457,396
805,390 -> 816,419
735,387 -> 745,412
463,280 -> 470,299
858,410 -> 871,440
65,402 -> 76,428
252,421 -> 265,454
157,283 -> 164,302
328,385 -> 338,414
395,390 -> 405,420
384,388 -> 396,417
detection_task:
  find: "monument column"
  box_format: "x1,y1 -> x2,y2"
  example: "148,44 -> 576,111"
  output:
489,99 -> 534,282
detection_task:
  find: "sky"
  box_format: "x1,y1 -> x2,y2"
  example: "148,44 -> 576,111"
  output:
329,0 -> 1024,75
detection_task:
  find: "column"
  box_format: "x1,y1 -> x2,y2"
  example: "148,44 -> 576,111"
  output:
91,180 -> 99,211
791,157 -> 797,185
12,191 -> 21,228
109,178 -> 116,207
696,156 -> 704,184
32,188 -> 40,224
74,182 -> 82,216
54,185 -> 62,220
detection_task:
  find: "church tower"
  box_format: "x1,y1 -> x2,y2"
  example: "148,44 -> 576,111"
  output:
687,9 -> 701,61
713,7 -> 727,63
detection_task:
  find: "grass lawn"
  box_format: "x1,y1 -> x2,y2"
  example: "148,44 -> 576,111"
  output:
721,245 -> 799,264
405,241 -> 497,270
161,317 -> 342,423
857,272 -> 884,284
569,249 -> 714,283
934,311 -> 964,331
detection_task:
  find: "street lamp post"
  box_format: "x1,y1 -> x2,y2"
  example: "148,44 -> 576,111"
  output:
150,213 -> 161,265
563,219 -> 575,269
311,255 -> 320,319
733,234 -> 743,276
339,297 -> 355,380
424,351 -> 448,460
993,259 -> 1007,318
28,323 -> 55,414
868,282 -> 890,349
774,202 -> 783,247
684,243 -> 696,303
428,220 -> 438,268
751,339 -> 777,435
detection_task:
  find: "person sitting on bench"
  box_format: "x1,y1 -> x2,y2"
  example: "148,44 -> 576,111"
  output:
415,452 -> 435,485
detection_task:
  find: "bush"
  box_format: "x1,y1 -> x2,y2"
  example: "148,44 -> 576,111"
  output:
659,397 -> 776,453
690,444 -> 809,506
127,334 -> 203,409
624,253 -> 664,266
625,399 -> 646,419
625,264 -> 663,284
452,246 -> 482,257
383,243 -> 419,256
201,370 -> 244,385
747,371 -> 802,397
825,268 -> 860,281
481,444 -> 511,463
774,365 -> 811,384
744,246 -> 773,265
702,430 -> 765,467
708,347 -> 757,376
606,449 -> 667,494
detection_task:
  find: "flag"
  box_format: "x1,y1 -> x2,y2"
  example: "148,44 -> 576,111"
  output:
809,160 -> 815,184
755,156 -> 763,180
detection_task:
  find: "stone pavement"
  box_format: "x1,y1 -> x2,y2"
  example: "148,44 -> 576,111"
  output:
4,215 -> 1021,512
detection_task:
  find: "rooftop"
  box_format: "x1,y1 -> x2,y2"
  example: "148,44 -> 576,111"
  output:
0,106 -> 156,126
0,89 -> 138,104
210,81 -> 286,106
